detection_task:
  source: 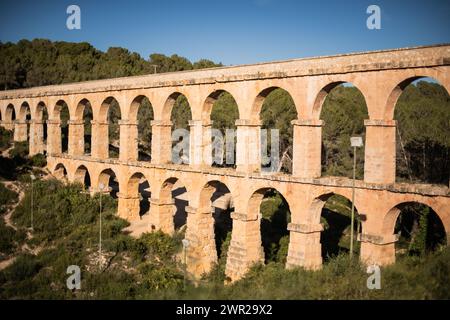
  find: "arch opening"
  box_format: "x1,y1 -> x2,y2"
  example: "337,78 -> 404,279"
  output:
100,97 -> 121,159
131,96 -> 154,161
74,165 -> 91,191
74,99 -> 93,155
169,93 -> 192,165
393,77 -> 450,186
257,87 -> 298,173
390,202 -> 447,257
54,100 -> 70,154
127,172 -> 151,218
13,102 -> 32,155
209,91 -> 239,168
53,163 -> 68,180
311,193 -> 361,261
198,181 -> 234,261
160,177 -> 188,231
249,188 -> 291,264
36,102 -> 48,151
5,104 -> 16,122
97,168 -> 119,199
318,83 -> 368,179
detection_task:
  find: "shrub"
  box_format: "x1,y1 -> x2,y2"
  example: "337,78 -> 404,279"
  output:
30,153 -> 47,167
0,127 -> 12,151
0,183 -> 18,214
9,141 -> 29,160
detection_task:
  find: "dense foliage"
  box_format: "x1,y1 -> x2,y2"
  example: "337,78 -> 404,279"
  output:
0,39 -> 221,90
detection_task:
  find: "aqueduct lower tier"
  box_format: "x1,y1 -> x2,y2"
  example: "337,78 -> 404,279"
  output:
46,155 -> 450,281
0,44 -> 449,280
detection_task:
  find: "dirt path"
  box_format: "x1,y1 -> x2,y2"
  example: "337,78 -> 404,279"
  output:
2,181 -> 24,230
0,180 -> 43,271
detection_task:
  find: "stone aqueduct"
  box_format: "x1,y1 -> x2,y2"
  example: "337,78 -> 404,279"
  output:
0,45 -> 449,281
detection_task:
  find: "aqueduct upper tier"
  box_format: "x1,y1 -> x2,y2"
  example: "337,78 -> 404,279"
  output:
1,44 -> 449,281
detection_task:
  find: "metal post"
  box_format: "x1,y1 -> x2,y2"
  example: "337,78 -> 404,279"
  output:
99,183 -> 104,266
350,146 -> 356,258
31,178 -> 34,230
182,239 -> 189,291
30,174 -> 36,230
349,136 -> 362,259
183,246 -> 187,291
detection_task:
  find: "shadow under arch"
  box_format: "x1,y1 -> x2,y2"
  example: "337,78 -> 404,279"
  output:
53,163 -> 68,180
5,104 -> 16,122
198,180 -> 234,260
126,171 -> 151,217
383,201 -> 447,257
310,192 -> 361,261
97,168 -> 119,198
247,187 -> 291,263
73,165 -> 92,191
159,177 -> 189,231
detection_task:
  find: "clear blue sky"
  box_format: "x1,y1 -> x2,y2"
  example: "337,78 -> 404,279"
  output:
0,0 -> 449,65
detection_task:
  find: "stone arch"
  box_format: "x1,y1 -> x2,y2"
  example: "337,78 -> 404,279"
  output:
73,165 -> 92,190
129,95 -> 154,161
51,100 -> 70,154
53,163 -> 68,180
312,82 -> 345,119
388,76 -> 450,185
98,96 -> 119,121
123,172 -> 151,218
247,187 -> 292,263
162,91 -> 192,121
250,86 -> 295,121
250,86 -> 298,173
382,201 -> 448,236
313,82 -> 368,179
96,168 -> 119,198
167,92 -> 192,165
309,191 -> 361,260
202,89 -> 240,119
73,99 -> 93,155
381,201 -> 448,258
5,104 -> 16,122
384,76 -> 450,120
185,180 -> 234,275
129,95 -> 154,121
74,98 -> 92,121
35,101 -> 48,120
98,96 -> 121,159
18,101 -> 31,121
14,102 -> 31,143
35,101 -> 48,151
52,99 -> 69,120
158,177 -> 189,231
204,90 -> 240,168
